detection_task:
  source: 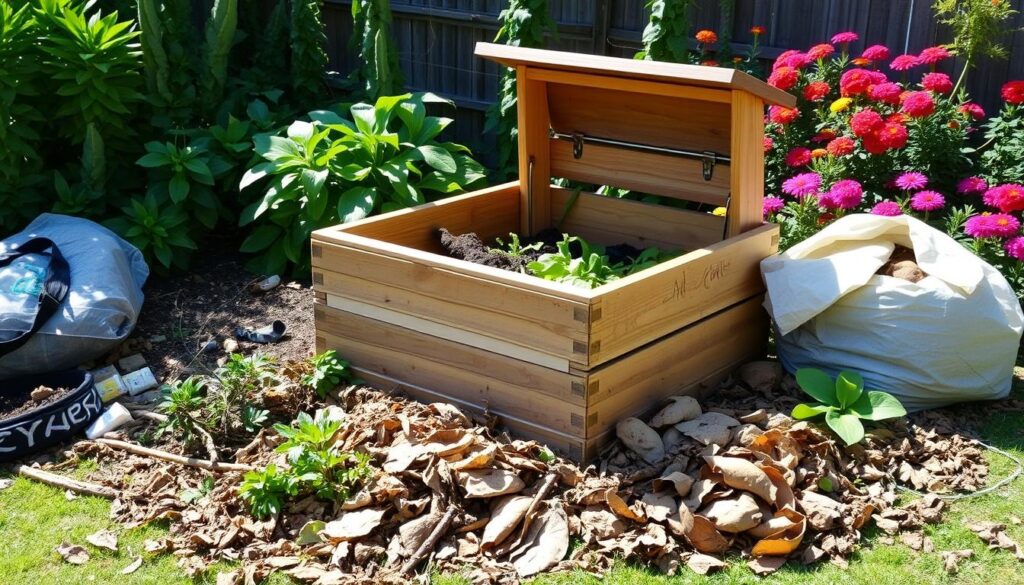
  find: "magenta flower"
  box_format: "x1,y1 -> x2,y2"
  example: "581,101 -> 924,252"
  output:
782,172 -> 822,198
910,190 -> 945,212
831,31 -> 859,45
871,201 -> 903,216
957,176 -> 988,194
894,172 -> 928,191
890,54 -> 919,71
1006,237 -> 1024,261
964,213 -> 1021,238
861,45 -> 890,61
763,196 -> 785,216
825,179 -> 864,209
918,46 -> 951,65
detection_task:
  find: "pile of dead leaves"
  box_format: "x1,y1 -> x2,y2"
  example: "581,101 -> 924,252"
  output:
50,363 -> 997,584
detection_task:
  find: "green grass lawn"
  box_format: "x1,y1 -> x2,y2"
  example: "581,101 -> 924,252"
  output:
3,390 -> 1024,585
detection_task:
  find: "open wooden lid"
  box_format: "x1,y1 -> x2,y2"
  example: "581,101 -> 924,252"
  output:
476,42 -> 796,108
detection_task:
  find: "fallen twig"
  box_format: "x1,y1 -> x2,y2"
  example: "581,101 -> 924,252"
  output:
400,506 -> 458,576
93,438 -> 251,473
17,465 -> 118,499
515,472 -> 559,541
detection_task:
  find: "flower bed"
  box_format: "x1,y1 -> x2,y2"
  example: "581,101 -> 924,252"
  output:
761,32 -> 1024,296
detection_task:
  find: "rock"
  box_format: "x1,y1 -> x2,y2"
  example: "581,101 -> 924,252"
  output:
616,418 -> 665,463
738,361 -> 784,394
30,386 -> 55,402
648,396 -> 702,427
222,338 -> 239,353
116,353 -> 147,373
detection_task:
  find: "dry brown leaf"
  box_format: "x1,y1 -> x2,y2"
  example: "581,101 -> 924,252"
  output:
751,510 -> 806,557
383,441 -> 426,473
459,469 -> 525,499
339,489 -> 372,511
704,456 -> 777,503
653,471 -> 694,497
675,414 -> 733,447
798,491 -> 843,531
121,556 -> 143,575
758,464 -> 796,510
511,505 -> 569,578
86,529 -> 118,552
666,502 -> 695,538
640,491 -> 678,523
265,556 -> 301,568
686,552 -> 726,575
215,570 -> 240,585
143,538 -> 171,553
322,508 -> 386,541
55,542 -> 89,565
941,549 -> 973,574
399,511 -> 442,555
605,490 -> 646,522
616,418 -> 666,463
450,444 -> 498,471
649,396 -> 702,427
422,429 -> 476,457
748,555 -> 787,575
482,495 -> 533,549
684,478 -> 719,510
688,515 -> 731,554
748,514 -> 799,539
749,429 -> 802,470
701,493 -> 763,533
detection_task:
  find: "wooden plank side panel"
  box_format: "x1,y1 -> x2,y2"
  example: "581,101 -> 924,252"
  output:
549,140 -> 730,206
727,90 -> 766,237
588,222 -> 778,366
517,68 -> 552,234
585,297 -> 768,439
546,80 -> 732,153
550,187 -> 725,251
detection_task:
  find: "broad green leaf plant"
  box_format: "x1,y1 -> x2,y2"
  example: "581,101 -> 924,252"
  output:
527,235 -> 622,289
238,92 -> 486,275
791,368 -> 907,446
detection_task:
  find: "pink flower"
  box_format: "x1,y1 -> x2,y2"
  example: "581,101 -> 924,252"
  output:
958,102 -> 985,120
901,91 -> 935,117
921,72 -> 953,94
890,54 -> 920,71
918,46 -> 951,65
910,190 -> 945,212
965,213 -> 1020,238
871,201 -> 903,216
895,171 -> 928,191
869,82 -> 903,104
763,136 -> 774,152
957,176 -> 988,194
861,45 -> 890,61
763,196 -> 785,216
773,49 -> 802,71
807,43 -> 836,60
831,31 -> 859,45
782,172 -> 822,197
782,52 -> 814,69
850,109 -> 884,137
983,184 -> 1024,213
1006,237 -> 1024,261
785,147 -> 812,167
826,179 -> 864,209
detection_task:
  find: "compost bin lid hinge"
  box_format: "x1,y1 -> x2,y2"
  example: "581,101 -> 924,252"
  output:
549,130 -> 729,181
701,151 -> 717,181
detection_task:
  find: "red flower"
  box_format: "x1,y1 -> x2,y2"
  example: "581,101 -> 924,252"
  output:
763,136 -> 774,152
768,66 -> 799,90
983,184 -> 1024,213
869,82 -> 902,104
862,132 -> 889,155
959,102 -> 985,120
840,69 -> 874,96
769,106 -> 799,125
878,122 -> 908,149
696,30 -> 718,45
887,112 -> 909,124
750,25 -> 766,35
861,45 -> 890,61
1002,80 -> 1024,104
773,50 -> 802,71
890,54 -> 919,71
921,72 -> 953,94
901,91 -> 935,117
785,147 -> 812,167
807,43 -> 836,60
827,136 -> 856,157
812,128 -> 837,143
803,81 -> 831,101
918,46 -> 951,65
831,31 -> 859,45
702,59 -> 719,66
850,109 -> 884,137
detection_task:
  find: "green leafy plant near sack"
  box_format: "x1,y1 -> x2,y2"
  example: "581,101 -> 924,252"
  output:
525,234 -> 677,289
238,92 -> 487,275
791,368 -> 907,446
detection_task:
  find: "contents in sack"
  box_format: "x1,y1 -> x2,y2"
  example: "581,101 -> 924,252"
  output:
85,402 -> 134,439
878,245 -> 927,283
0,385 -> 73,419
91,365 -> 126,403
122,367 -> 158,396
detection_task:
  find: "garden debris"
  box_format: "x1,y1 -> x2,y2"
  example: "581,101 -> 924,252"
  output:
86,529 -> 119,552
30,385 -> 55,402
967,520 -> 1024,560
438,229 -> 530,272
248,275 -> 281,294
117,353 -> 148,373
55,542 -> 90,565
122,556 -> 143,574
235,320 -> 287,344
38,366 -> 995,584
940,549 -> 973,574
0,478 -> 13,490
878,245 -> 927,283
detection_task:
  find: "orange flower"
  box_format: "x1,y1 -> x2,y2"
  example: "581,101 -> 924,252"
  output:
701,59 -> 719,67
750,25 -> 766,35
696,30 -> 718,45
732,56 -> 744,63
811,148 -> 829,159
851,57 -> 872,67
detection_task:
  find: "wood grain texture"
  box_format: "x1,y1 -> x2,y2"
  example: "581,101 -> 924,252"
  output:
531,68 -> 732,103
516,66 -> 552,234
726,90 -> 766,237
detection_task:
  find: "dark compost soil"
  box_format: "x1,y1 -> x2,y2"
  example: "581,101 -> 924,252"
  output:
438,227 -> 646,272
0,385 -> 73,419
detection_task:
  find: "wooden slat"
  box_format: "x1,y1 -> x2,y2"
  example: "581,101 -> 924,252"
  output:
587,222 -> 778,367
316,268 -> 586,361
517,67 -> 552,234
476,42 -> 797,107
325,294 -> 572,372
585,297 -> 767,438
530,68 -> 732,103
727,90 -> 766,237
549,139 -> 730,206
549,187 -> 724,251
324,182 -> 520,254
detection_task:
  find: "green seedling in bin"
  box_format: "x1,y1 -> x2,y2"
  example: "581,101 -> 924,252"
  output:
791,368 -> 906,446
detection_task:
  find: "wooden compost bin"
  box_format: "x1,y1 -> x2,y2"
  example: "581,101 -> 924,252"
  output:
311,43 -> 796,462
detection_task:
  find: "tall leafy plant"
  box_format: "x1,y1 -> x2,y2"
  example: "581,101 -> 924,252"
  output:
484,0 -> 556,179
238,93 -> 486,274
291,0 -> 329,106
200,0 -> 238,113
636,0 -> 692,62
349,0 -> 403,101
933,0 -> 1019,93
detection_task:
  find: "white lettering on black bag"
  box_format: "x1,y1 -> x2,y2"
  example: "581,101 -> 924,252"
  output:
0,214 -> 148,379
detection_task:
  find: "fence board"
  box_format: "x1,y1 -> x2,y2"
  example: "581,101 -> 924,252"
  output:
323,0 -> 1024,164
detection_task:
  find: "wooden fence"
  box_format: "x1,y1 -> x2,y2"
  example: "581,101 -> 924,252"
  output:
322,0 -> 1024,159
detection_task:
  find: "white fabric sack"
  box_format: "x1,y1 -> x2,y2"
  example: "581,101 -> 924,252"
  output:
762,214 -> 1023,411
0,214 -> 148,379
